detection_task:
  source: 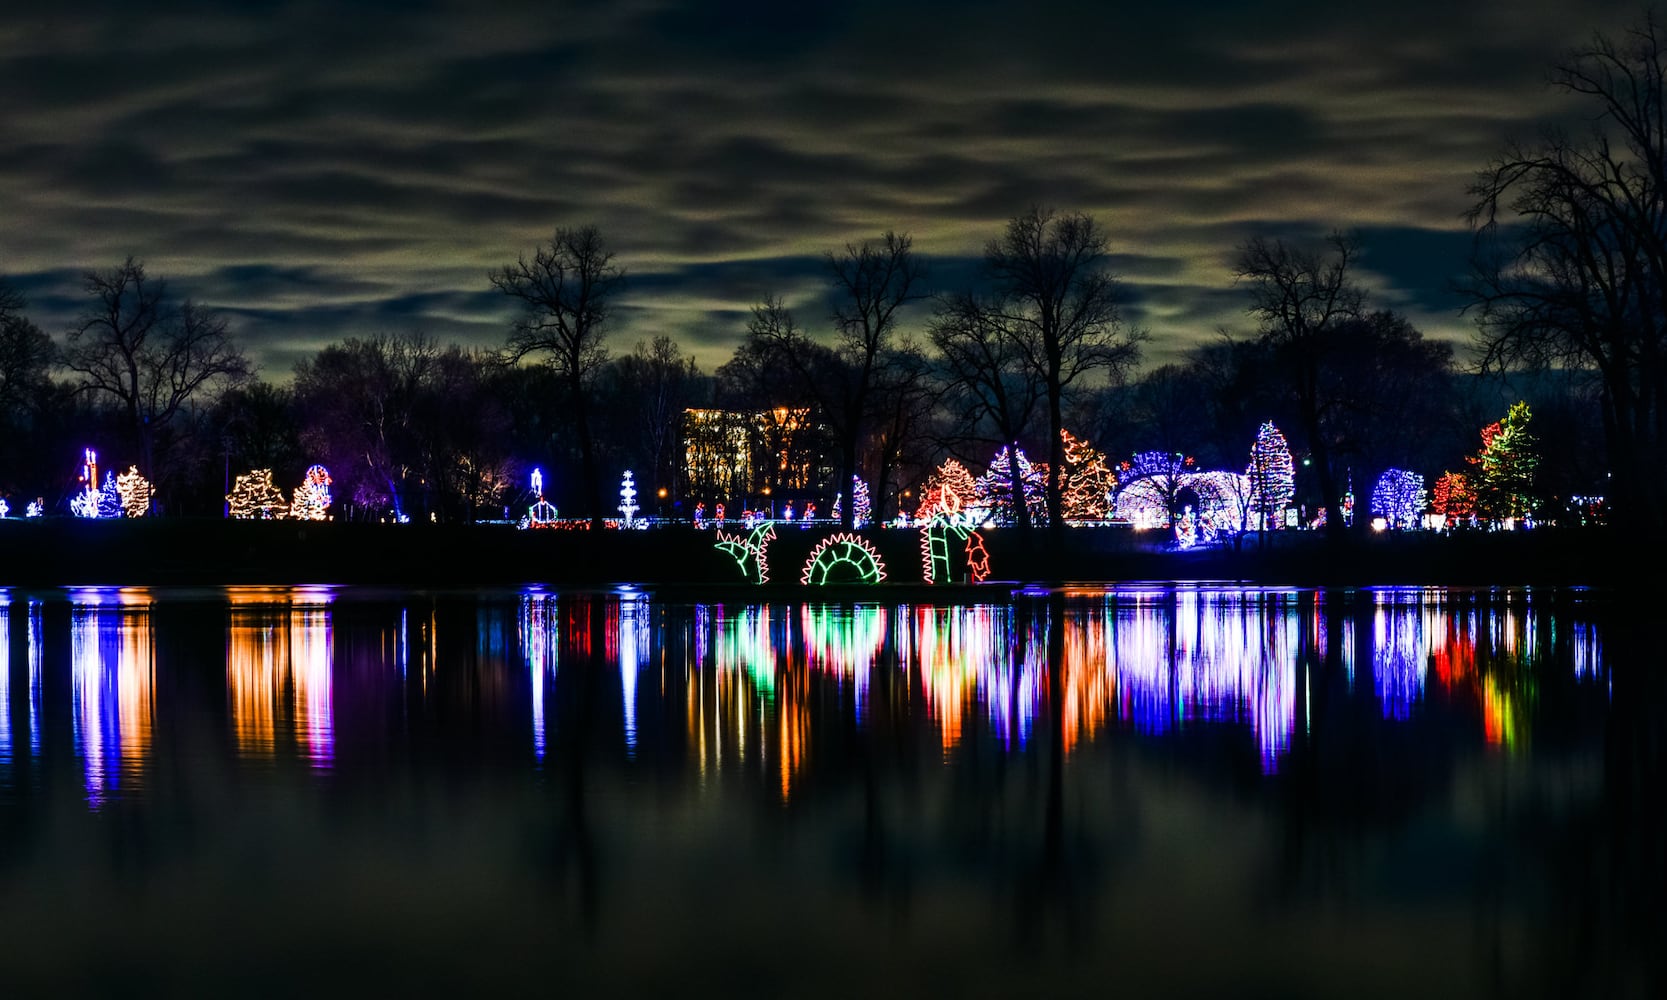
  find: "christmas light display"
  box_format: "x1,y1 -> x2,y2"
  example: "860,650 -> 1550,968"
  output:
1186,470 -> 1254,543
693,501 -> 706,526
1248,421 -> 1295,529
618,470 -> 639,526
850,475 -> 871,527
1060,429 -> 1115,520
530,467 -> 544,498
70,448 -> 102,518
0,498 -> 7,517
115,466 -> 153,517
1113,451 -> 1193,529
25,499 -> 42,518
1431,471 -> 1475,523
919,485 -> 992,584
1371,468 -> 1425,530
1469,401 -> 1538,521
96,472 -> 122,518
288,464 -> 332,521
801,533 -> 887,585
226,468 -> 289,519
973,446 -> 1048,525
916,458 -> 978,520
714,520 -> 777,583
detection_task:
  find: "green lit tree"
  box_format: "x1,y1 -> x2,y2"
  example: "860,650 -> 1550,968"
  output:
1470,401 -> 1539,521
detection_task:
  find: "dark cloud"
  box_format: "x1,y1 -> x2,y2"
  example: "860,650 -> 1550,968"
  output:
0,0 -> 1644,375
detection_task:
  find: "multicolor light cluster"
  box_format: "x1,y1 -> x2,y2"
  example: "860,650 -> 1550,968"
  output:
1248,421 -> 1295,528
973,446 -> 1048,525
1060,429 -> 1115,520
289,465 -> 331,521
919,485 -> 992,584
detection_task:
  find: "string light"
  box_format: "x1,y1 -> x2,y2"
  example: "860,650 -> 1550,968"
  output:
226,469 -> 289,519
715,521 -> 776,583
1061,429 -> 1115,520
1248,421 -> 1295,529
802,533 -> 887,585
1371,468 -> 1425,530
115,466 -> 153,517
973,446 -> 1047,525
618,470 -> 639,526
288,464 -> 332,520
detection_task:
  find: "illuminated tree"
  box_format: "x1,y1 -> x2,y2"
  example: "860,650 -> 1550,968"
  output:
916,457 -> 978,519
1469,401 -> 1538,521
289,464 -> 332,521
1060,429 -> 1114,520
974,446 -> 1047,525
1236,235 -> 1365,537
227,468 -> 288,519
1247,420 -> 1295,530
1467,13 -> 1667,534
1371,468 -> 1425,529
1432,471 -> 1476,521
848,475 -> 872,527
97,472 -> 122,518
618,470 -> 640,526
116,466 -> 153,517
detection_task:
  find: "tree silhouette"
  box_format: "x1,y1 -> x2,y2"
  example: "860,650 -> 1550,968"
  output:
493,226 -> 623,528
1467,13 -> 1667,536
62,257 -> 251,501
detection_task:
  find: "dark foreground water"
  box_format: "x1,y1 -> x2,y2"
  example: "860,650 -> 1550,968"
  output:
0,585 -> 1659,997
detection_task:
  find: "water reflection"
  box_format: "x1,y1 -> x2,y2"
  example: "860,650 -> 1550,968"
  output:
69,587 -> 154,806
226,587 -> 334,766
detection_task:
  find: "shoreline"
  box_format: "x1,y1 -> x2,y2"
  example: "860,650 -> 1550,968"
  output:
0,517 -> 1635,589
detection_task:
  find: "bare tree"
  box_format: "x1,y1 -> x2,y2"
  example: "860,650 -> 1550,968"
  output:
929,290 -> 1044,527
982,208 -> 1145,545
749,231 -> 926,527
1235,232 -> 1365,536
63,257 -> 251,497
493,226 -> 623,528
1467,13 -> 1667,535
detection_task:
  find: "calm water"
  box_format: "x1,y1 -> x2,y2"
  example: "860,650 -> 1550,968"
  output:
0,585 -> 1658,996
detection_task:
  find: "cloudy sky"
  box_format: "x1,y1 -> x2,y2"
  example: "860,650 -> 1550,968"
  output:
0,0 -> 1642,377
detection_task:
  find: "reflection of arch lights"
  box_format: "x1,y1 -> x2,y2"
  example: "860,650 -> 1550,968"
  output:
801,533 -> 887,585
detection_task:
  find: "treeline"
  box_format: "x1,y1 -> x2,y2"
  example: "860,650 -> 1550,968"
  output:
6,12 -> 1665,535
0,224 -> 1602,530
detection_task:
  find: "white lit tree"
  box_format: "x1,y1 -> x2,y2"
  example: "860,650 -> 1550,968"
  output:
115,466 -> 153,517
227,468 -> 289,519
850,474 -> 871,527
618,470 -> 639,526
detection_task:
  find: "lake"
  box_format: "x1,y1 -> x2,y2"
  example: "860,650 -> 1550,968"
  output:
0,585 -> 1657,996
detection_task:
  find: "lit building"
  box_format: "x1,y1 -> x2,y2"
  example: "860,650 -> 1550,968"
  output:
682,406 -> 831,504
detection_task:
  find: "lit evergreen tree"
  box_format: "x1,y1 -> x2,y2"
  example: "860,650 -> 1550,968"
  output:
1469,401 -> 1538,520
1248,421 -> 1295,529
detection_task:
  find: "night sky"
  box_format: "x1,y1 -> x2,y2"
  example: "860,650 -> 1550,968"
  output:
0,0 -> 1640,377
